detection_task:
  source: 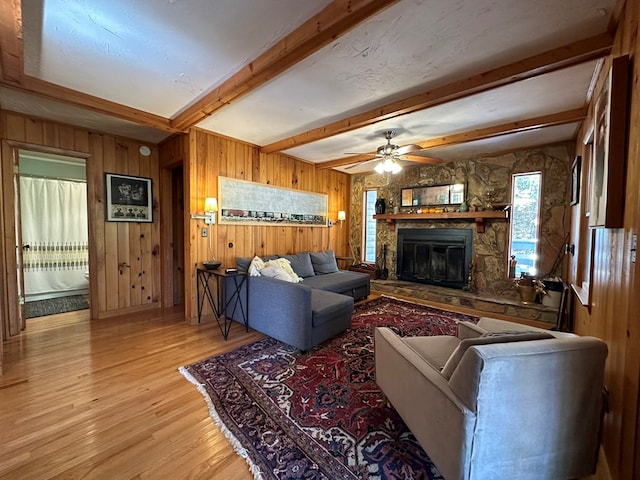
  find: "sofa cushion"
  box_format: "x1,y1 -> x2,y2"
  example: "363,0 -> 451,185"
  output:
457,321 -> 486,340
280,251 -> 316,278
303,271 -> 366,294
310,250 -> 339,274
311,289 -> 353,328
441,330 -> 555,379
404,335 -> 461,370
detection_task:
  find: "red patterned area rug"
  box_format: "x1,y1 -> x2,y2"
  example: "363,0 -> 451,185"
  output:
180,295 -> 478,479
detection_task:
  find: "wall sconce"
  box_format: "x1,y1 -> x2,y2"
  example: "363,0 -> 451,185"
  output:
191,197 -> 218,225
329,210 -> 346,227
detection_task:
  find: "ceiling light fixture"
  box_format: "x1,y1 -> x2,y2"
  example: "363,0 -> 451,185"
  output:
374,156 -> 402,174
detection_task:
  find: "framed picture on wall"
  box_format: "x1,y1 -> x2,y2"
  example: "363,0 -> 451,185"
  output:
570,155 -> 581,206
588,55 -> 630,228
105,173 -> 153,222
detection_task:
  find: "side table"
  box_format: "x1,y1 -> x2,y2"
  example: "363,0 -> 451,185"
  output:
335,256 -> 353,270
196,267 -> 248,340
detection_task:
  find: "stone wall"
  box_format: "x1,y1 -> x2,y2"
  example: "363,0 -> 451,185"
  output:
350,143 -> 573,301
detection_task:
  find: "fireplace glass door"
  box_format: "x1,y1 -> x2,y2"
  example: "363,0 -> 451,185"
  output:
397,228 -> 472,289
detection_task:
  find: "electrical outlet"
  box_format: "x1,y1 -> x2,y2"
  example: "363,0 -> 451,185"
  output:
201,227 -> 208,237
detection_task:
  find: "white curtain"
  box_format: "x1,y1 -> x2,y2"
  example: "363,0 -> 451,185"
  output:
20,176 -> 89,300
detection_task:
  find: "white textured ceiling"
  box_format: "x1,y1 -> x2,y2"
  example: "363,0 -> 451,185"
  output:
7,0 -> 618,172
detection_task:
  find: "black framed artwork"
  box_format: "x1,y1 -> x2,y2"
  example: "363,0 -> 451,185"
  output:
105,173 -> 153,222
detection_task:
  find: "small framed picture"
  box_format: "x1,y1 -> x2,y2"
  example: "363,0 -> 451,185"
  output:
105,173 -> 153,222
570,155 -> 581,206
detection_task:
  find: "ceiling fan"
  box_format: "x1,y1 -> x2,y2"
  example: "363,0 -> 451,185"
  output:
345,130 -> 437,174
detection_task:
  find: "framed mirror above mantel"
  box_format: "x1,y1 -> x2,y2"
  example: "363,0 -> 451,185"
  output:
401,183 -> 465,207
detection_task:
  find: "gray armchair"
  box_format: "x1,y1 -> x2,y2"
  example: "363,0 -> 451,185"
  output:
374,317 -> 608,480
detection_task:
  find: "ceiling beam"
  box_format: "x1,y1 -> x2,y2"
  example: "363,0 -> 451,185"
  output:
412,107 -> 587,150
261,32 -> 612,154
4,77 -> 176,133
170,0 -> 399,132
316,107 -> 587,170
0,0 -> 23,83
0,1 -> 177,133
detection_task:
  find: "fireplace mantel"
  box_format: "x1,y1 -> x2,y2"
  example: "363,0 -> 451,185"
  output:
374,210 -> 508,233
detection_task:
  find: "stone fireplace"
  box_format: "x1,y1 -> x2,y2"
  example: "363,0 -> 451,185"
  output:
396,228 -> 472,289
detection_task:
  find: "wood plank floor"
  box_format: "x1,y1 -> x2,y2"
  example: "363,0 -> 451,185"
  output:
0,307 -> 262,479
0,296 -> 608,479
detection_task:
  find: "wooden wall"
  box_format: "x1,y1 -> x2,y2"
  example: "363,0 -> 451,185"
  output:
0,111 -> 162,337
171,128 -> 351,320
569,0 -> 640,478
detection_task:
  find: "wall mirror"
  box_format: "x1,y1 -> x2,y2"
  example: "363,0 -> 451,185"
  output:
401,183 -> 465,207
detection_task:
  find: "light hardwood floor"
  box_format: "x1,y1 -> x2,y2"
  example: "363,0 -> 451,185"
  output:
0,297 -> 607,479
0,307 -> 262,479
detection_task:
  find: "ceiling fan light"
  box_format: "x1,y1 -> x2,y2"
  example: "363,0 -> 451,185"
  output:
374,157 -> 402,174
390,161 -> 402,174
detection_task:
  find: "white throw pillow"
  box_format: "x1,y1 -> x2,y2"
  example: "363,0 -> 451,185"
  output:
260,263 -> 297,282
267,258 -> 302,283
248,256 -> 266,276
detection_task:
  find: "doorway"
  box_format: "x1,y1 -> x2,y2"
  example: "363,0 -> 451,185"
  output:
18,150 -> 90,319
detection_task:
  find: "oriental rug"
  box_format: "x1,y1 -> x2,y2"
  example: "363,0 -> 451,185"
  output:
180,296 -> 478,479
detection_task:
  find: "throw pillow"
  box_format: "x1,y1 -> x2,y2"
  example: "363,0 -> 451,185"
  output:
279,252 -> 316,278
238,255 -> 278,272
260,262 -> 299,283
440,330 -> 554,379
248,256 -> 266,277
267,258 -> 302,283
310,250 -> 339,274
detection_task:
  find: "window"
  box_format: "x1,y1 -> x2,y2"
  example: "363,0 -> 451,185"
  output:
509,172 -> 542,277
363,189 -> 377,263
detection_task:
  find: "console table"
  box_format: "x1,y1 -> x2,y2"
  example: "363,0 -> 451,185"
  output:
196,267 -> 248,340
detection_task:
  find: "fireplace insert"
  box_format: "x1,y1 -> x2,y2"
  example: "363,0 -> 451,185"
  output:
397,228 -> 472,289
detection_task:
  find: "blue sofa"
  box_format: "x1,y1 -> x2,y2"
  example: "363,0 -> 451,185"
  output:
227,251 -> 370,350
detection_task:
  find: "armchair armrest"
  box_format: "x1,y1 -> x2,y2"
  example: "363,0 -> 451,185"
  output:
374,327 -> 475,480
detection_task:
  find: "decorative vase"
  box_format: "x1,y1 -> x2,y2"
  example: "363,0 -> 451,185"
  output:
459,200 -> 469,212
517,285 -> 537,304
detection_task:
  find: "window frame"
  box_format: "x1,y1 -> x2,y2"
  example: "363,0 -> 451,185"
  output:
362,189 -> 378,264
508,171 -> 543,278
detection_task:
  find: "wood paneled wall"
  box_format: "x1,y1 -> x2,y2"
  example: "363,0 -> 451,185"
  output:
0,111 -> 162,336
569,0 -> 640,478
171,129 -> 350,320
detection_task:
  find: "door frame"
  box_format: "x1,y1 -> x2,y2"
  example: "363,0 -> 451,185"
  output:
1,140 -> 91,338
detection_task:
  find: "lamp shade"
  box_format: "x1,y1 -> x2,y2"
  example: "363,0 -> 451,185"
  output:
204,197 -> 218,212
337,210 -> 346,221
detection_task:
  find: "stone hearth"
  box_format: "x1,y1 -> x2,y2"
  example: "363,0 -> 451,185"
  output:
371,279 -> 559,325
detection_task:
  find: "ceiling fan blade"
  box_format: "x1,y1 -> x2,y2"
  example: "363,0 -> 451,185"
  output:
344,152 -> 378,156
396,144 -> 423,155
344,158 -> 380,170
401,154 -> 444,165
